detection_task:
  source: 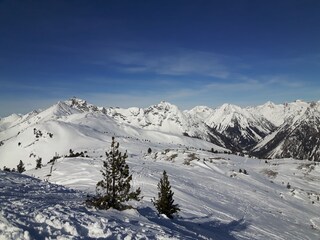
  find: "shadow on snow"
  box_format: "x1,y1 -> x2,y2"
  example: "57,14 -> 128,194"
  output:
138,206 -> 249,240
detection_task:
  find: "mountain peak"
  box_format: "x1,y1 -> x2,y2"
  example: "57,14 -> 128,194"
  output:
264,101 -> 275,107
218,103 -> 243,114
158,101 -> 176,107
190,106 -> 211,111
65,97 -> 88,107
187,106 -> 213,120
64,97 -> 100,113
150,101 -> 179,112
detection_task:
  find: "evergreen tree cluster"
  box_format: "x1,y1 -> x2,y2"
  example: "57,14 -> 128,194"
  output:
66,149 -> 85,158
3,160 -> 29,173
3,166 -> 15,172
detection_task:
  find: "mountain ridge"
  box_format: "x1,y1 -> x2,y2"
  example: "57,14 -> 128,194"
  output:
1,97 -> 320,166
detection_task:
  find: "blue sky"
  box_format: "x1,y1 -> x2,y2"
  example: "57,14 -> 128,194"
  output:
1,0 -> 320,116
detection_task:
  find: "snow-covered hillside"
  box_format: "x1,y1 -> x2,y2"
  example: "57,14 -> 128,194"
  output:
1,150 -> 320,239
0,98 -> 225,170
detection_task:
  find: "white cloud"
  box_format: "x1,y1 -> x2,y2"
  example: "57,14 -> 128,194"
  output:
97,49 -> 231,79
80,73 -> 309,111
265,76 -> 303,88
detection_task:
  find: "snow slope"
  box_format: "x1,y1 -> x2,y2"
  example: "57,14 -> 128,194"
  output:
0,170 -> 181,239
1,151 -> 320,239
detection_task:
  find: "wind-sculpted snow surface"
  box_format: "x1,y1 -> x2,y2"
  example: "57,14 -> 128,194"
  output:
0,168 -> 249,239
0,171 -> 203,239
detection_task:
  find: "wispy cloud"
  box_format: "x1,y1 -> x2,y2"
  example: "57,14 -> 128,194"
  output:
80,73 -> 309,109
1,75 -> 317,117
92,49 -> 231,79
265,76 -> 303,88
0,79 -> 80,92
205,75 -> 305,91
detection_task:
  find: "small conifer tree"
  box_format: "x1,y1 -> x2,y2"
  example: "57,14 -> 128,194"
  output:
152,170 -> 180,218
36,157 -> 42,169
287,182 -> 291,189
148,147 -> 152,154
17,160 -> 25,173
92,137 -> 141,210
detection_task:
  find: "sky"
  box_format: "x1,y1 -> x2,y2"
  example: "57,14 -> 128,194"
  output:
1,0 -> 320,117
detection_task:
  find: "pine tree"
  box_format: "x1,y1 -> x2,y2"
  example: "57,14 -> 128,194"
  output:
92,137 -> 141,210
36,157 -> 42,169
152,170 -> 180,219
17,160 -> 25,173
148,147 -> 152,154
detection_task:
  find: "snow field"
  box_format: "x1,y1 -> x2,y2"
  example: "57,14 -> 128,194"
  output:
13,148 -> 318,239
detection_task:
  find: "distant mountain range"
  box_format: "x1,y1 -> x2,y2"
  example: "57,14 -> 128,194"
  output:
1,97 -> 319,169
104,98 -> 320,161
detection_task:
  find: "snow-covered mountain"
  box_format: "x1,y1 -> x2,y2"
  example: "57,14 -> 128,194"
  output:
252,102 -> 320,161
0,98 -> 226,170
105,101 -> 208,138
195,100 -> 320,161
201,104 -> 275,151
102,100 -> 229,150
247,100 -> 311,127
1,97 -> 320,169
